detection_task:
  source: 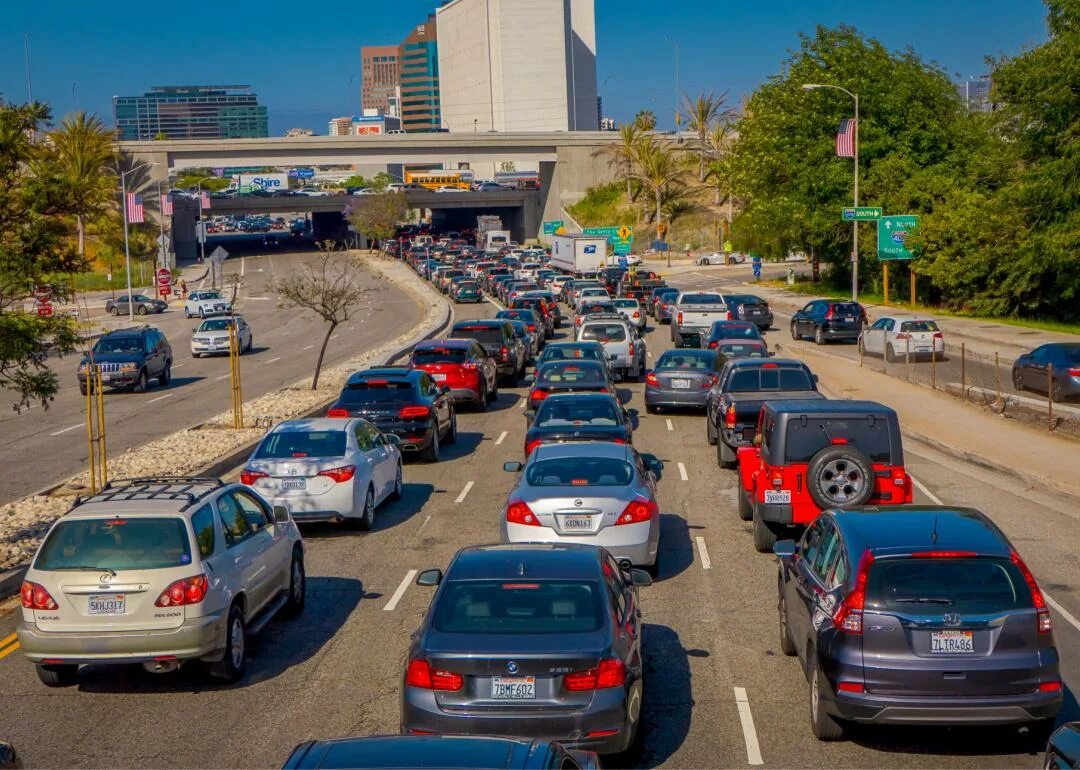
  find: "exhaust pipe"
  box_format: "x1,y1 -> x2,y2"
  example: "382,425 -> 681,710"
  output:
618,559 -> 632,571
142,659 -> 180,674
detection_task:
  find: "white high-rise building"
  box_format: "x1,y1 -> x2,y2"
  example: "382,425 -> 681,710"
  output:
436,0 -> 598,133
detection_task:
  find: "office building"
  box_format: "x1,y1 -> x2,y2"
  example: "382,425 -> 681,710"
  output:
361,45 -> 400,116
285,128 -> 314,137
399,14 -> 441,132
600,117 -> 616,131
113,85 -> 268,140
328,116 -> 354,136
436,0 -> 598,132
956,75 -> 993,112
327,113 -> 403,136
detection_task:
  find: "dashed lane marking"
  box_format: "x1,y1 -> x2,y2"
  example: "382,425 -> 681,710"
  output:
908,473 -> 943,505
734,687 -> 764,765
666,418 -> 674,431
147,393 -> 174,404
455,481 -> 475,504
172,362 -> 185,369
215,374 -> 230,381
303,344 -> 314,350
384,570 -> 417,611
50,423 -> 83,436
695,536 -> 711,570
495,430 -> 508,446
678,462 -> 689,481
417,515 -> 432,533
330,335 -> 338,340
264,357 -> 281,365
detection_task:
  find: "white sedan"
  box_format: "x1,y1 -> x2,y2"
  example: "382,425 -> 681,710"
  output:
241,418 -> 402,530
697,252 -> 727,265
859,315 -> 945,362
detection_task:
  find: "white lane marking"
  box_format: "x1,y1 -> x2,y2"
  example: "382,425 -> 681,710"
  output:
908,473 -> 943,505
1044,592 -> 1080,634
172,362 -> 185,369
245,296 -> 271,301
734,687 -> 764,765
695,536 -> 712,570
485,296 -> 505,311
330,334 -> 338,340
665,418 -> 674,432
417,515 -> 432,533
215,374 -> 230,381
455,481 -> 475,504
677,462 -> 689,481
147,393 -> 174,404
384,570 -> 417,611
303,344 -> 314,350
50,423 -> 84,436
495,430 -> 508,446
240,256 -> 246,277
264,357 -> 281,365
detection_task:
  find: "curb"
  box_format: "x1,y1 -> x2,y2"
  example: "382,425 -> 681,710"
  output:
0,565 -> 27,601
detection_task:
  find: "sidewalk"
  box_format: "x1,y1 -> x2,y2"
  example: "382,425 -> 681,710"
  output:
50,261 -> 210,311
784,340 -> 1080,501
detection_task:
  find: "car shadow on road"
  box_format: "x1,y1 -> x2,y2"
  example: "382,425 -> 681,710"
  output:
439,431 -> 484,461
294,483 -> 435,539
75,575 -> 366,694
476,392 -> 525,414
241,346 -> 272,357
654,513 -> 694,582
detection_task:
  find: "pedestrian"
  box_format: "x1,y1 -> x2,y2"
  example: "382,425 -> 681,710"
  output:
179,278 -> 188,299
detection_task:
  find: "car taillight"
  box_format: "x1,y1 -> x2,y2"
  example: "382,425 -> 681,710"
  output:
725,403 -> 737,428
771,472 -> 783,488
575,317 -> 583,327
318,465 -> 357,483
506,500 -> 540,526
616,498 -> 657,525
837,681 -> 865,694
240,469 -> 268,485
500,345 -> 509,361
825,307 -> 835,320
708,340 -> 718,349
932,332 -> 944,339
529,388 -> 548,404
21,580 -> 58,610
628,341 -> 635,357
327,408 -> 349,418
406,659 -> 463,691
701,375 -> 717,389
564,658 -> 626,691
632,311 -> 640,318
399,405 -> 431,419
524,439 -> 543,455
726,311 -> 733,320
1068,368 -> 1080,377
895,332 -> 911,341
645,372 -> 659,386
677,312 -> 684,325
527,324 -> 536,332
154,575 -> 209,607
833,549 -> 874,634
1011,550 -> 1052,633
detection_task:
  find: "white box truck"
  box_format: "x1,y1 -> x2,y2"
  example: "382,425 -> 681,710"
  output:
550,234 -> 608,275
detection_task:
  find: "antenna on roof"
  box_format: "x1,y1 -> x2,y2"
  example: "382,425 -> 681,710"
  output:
930,515 -> 938,545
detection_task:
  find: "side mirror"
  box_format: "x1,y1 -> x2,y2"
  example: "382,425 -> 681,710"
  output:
768,351 -> 776,357
386,433 -> 402,445
812,374 -> 820,383
440,385 -> 451,394
612,372 -> 623,383
627,408 -> 639,417
503,461 -> 523,472
272,505 -> 290,524
629,568 -> 653,587
752,433 -> 763,447
640,453 -> 663,477
773,540 -> 797,559
416,568 -> 442,587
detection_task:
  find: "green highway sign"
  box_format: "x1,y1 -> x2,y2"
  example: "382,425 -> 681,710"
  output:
542,220 -> 564,235
584,225 -> 633,255
842,207 -> 882,221
877,215 -> 919,261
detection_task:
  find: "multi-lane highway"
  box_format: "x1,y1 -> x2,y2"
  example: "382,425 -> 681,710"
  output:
0,262 -> 1076,769
0,251 -> 420,505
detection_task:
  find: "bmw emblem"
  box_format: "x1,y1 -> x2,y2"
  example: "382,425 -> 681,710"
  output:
506,660 -> 519,674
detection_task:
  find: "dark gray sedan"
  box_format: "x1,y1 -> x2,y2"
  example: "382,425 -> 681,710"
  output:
1012,342 -> 1080,402
105,293 -> 167,316
644,349 -> 724,412
402,544 -> 652,755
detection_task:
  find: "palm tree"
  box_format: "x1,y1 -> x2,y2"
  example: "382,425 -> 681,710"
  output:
607,122 -> 642,201
683,91 -> 732,180
633,110 -> 657,131
48,112 -> 115,256
628,136 -> 689,239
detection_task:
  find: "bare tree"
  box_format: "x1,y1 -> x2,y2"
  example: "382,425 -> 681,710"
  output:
345,193 -> 409,252
270,251 -> 383,390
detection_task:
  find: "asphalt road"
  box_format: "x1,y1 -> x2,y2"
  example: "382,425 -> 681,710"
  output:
0,272 -> 1077,768
0,251 -> 420,506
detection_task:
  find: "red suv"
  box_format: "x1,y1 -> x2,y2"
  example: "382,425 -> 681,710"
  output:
409,339 -> 498,411
737,400 -> 912,552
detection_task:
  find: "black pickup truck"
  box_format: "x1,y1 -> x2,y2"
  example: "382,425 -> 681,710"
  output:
705,358 -> 824,468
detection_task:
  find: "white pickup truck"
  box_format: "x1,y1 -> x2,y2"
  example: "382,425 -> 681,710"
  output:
670,291 -> 731,348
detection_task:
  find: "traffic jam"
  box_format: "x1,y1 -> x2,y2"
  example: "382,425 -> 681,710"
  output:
7,229 -> 1077,769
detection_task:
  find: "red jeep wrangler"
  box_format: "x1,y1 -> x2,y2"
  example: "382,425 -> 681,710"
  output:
737,399 -> 912,552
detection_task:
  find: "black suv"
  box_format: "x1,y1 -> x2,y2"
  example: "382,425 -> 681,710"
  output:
451,320 -> 527,384
77,327 -> 172,395
790,301 -> 867,345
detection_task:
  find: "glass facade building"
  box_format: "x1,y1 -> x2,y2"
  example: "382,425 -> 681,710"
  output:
399,15 -> 442,132
113,85 -> 269,141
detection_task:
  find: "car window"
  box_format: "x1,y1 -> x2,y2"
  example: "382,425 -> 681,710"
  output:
354,421 -> 374,451
255,430 -> 346,459
231,490 -> 271,531
801,520 -> 824,571
826,544 -> 849,588
785,416 -> 893,463
340,379 -> 416,404
432,580 -> 604,634
536,398 -> 620,426
871,318 -> 890,330
412,347 -> 468,365
899,320 -> 939,333
190,505 -> 216,558
35,517 -> 193,571
811,522 -> 839,582
866,557 -> 1034,616
536,363 -> 606,387
216,495 -> 252,546
656,351 -> 715,370
144,335 -> 156,354
582,324 -> 627,342
525,457 -> 634,486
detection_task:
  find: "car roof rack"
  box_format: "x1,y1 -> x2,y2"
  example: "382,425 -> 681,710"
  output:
73,476 -> 224,510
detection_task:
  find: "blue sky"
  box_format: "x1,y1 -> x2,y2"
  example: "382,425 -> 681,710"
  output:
0,0 -> 1049,134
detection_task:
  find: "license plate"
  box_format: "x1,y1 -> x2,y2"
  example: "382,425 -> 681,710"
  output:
843,316 -> 854,322
491,676 -> 536,699
88,594 -> 125,615
931,630 -> 974,654
101,373 -> 113,382
764,490 -> 792,504
671,379 -> 691,389
560,515 -> 593,530
431,373 -> 447,381
281,478 -> 306,490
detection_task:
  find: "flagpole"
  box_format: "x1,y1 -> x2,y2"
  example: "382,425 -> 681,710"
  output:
852,92 -> 859,303
156,180 -> 166,270
121,172 -> 134,322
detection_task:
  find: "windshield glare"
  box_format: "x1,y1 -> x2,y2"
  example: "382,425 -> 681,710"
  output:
94,338 -> 142,354
255,430 -> 346,459
536,398 -> 619,426
199,319 -> 234,332
36,518 -> 192,571
525,456 -> 634,486
432,580 -> 603,634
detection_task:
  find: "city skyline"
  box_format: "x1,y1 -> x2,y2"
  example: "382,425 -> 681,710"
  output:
1,0 -> 1049,135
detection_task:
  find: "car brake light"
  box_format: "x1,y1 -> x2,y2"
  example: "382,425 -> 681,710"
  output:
701,375 -> 717,389
529,389 -> 548,404
406,659 -> 463,691
833,550 -> 874,634
21,580 -> 58,610
645,372 -> 659,386
500,345 -> 509,361
725,404 -> 737,428
1011,550 -> 1052,633
525,439 -> 543,455
327,408 -> 349,418
564,658 -> 626,690
895,332 -> 911,341
726,311 -> 733,320
506,500 -> 540,526
154,575 -> 209,607
708,340 -> 718,349
318,465 -> 357,483
616,498 -> 657,525
837,681 -> 865,693
628,341 -> 635,357
825,307 -> 835,320
1038,681 -> 1063,692
677,312 -> 684,325
1068,368 -> 1080,377
632,311 -> 640,318
910,550 -> 979,558
240,469 -> 268,485
399,405 -> 431,419
933,332 -> 944,339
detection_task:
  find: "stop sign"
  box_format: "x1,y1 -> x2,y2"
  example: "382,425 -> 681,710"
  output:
33,285 -> 52,302
156,268 -> 171,287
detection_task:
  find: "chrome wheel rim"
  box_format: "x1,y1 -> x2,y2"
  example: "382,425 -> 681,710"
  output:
395,466 -> 402,496
811,667 -> 820,721
291,561 -> 303,602
818,459 -> 865,504
230,617 -> 244,669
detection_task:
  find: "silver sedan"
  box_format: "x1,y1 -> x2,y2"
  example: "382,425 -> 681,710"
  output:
500,442 -> 663,570
190,316 -> 253,357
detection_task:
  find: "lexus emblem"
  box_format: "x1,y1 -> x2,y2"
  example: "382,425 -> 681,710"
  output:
506,660 -> 519,674
943,613 -> 962,627
574,499 -> 583,507
288,468 -> 297,476
99,573 -> 112,583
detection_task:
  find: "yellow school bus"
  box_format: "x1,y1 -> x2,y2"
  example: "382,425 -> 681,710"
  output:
404,170 -> 474,190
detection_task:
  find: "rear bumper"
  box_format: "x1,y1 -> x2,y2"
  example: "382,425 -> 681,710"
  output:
820,326 -> 860,340
644,386 -> 708,408
263,486 -> 356,521
502,521 -> 658,566
17,610 -> 227,664
831,689 -> 1062,726
447,387 -> 483,404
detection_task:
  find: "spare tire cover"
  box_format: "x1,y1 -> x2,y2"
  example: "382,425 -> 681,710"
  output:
806,445 -> 875,509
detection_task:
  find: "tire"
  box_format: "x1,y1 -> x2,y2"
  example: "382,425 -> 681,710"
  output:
283,551 -> 306,617
421,426 -> 440,462
209,604 -> 247,682
354,487 -> 375,531
36,663 -> 79,687
109,306 -> 120,316
389,463 -> 403,501
809,657 -> 845,741
753,502 -> 777,553
476,383 -> 488,412
718,440 -> 736,469
488,379 -> 498,402
199,308 -> 206,319
132,370 -> 148,393
159,364 -> 171,387
193,352 -> 202,359
1012,369 -> 1024,392
137,305 -> 148,316
184,308 -> 191,319
706,416 -> 717,446
886,344 -> 899,363
814,326 -> 825,345
245,337 -> 253,353
443,412 -> 458,445
79,383 -> 88,397
790,322 -> 801,341
738,489 -> 753,522
805,445 -> 874,510
778,590 -> 797,656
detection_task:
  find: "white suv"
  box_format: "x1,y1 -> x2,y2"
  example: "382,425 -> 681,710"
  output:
17,477 -> 305,687
184,290 -> 232,318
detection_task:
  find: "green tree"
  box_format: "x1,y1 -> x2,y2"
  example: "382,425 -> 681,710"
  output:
633,110 -> 656,131
683,91 -> 732,180
43,112 -> 115,256
627,136 -> 690,236
605,122 -> 643,201
346,192 -> 409,249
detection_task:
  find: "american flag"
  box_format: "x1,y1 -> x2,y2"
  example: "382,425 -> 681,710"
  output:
836,119 -> 856,158
200,191 -> 211,210
160,193 -> 173,216
125,193 -> 145,223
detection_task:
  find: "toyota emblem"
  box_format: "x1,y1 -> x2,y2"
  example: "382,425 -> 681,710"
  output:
288,468 -> 297,476
574,499 -> 583,507
506,660 -> 519,674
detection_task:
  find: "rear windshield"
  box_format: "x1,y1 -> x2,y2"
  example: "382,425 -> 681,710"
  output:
525,457 -> 634,486
36,518 -> 192,571
613,299 -> 639,309
536,364 -> 606,387
899,320 -> 940,332
729,294 -> 765,306
94,337 -> 143,354
433,580 -> 603,634
198,319 -> 236,332
680,293 -> 724,304
785,416 -> 894,463
581,324 -> 627,342
453,326 -> 503,345
498,311 -> 535,324
255,430 -> 346,459
656,351 -> 717,370
536,398 -> 620,427
412,347 -> 468,365
709,323 -> 761,340
718,343 -> 767,358
579,303 -> 615,315
726,367 -> 815,392
540,346 -> 604,364
340,380 -> 416,404
831,302 -> 863,315
866,558 -> 1033,616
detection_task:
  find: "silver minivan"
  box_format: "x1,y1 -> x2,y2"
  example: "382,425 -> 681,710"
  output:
576,315 -> 647,382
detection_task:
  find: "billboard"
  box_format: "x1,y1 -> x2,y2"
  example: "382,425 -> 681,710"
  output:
237,173 -> 289,191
